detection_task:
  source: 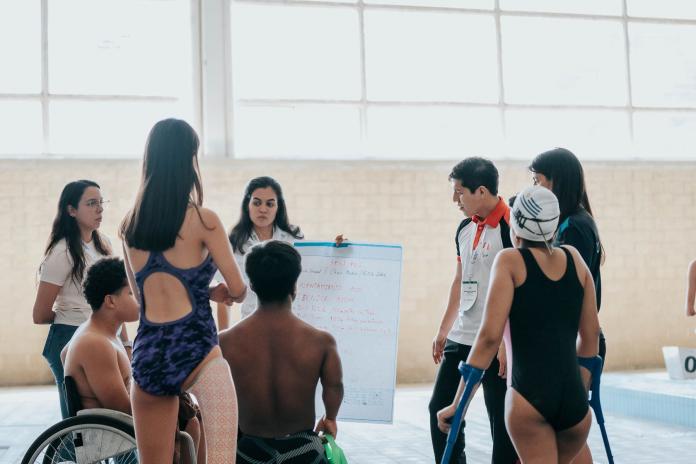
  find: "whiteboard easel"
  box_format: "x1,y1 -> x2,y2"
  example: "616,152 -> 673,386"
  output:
293,242 -> 403,424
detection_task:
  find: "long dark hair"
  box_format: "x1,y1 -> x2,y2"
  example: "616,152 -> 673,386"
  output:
229,176 -> 303,255
44,180 -> 110,284
529,148 -> 594,221
120,118 -> 206,251
529,147 -> 604,262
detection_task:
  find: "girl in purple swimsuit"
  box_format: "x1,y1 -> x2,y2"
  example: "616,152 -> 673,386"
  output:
120,119 -> 247,464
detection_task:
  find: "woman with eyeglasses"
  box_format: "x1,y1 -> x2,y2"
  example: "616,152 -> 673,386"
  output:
529,147 -> 605,464
32,180 -> 130,419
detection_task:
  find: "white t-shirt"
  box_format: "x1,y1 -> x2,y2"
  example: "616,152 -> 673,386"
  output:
215,227 -> 302,318
39,237 -> 111,326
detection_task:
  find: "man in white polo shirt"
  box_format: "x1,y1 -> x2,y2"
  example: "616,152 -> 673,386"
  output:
429,157 -> 518,464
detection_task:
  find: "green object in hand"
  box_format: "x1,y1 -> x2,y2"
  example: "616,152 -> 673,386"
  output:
323,434 -> 348,464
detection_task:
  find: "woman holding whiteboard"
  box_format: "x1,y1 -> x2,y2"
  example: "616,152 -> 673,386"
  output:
216,177 -> 304,329
216,176 -> 345,329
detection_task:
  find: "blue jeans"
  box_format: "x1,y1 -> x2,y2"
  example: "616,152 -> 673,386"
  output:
42,323 -> 78,419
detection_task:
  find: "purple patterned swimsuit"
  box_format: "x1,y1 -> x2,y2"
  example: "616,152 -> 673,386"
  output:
132,251 -> 218,396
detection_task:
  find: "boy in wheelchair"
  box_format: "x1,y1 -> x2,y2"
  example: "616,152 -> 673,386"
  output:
60,257 -> 202,463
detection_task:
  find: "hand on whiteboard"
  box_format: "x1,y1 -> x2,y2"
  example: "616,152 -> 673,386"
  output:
436,403 -> 456,433
432,331 -> 447,364
315,415 -> 338,438
334,234 -> 348,247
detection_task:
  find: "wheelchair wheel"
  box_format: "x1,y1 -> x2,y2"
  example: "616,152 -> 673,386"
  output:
22,414 -> 138,464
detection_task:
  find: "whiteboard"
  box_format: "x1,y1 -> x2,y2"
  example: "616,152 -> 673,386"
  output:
292,242 -> 403,424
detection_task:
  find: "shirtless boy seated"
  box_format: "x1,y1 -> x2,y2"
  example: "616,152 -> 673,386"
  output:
219,241 -> 344,464
61,257 -> 201,463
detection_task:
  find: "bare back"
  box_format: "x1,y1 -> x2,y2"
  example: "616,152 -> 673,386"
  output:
220,309 -> 341,437
62,324 -> 131,413
124,206 -> 246,324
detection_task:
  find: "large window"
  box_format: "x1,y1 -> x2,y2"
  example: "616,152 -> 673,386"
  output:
225,0 -> 696,160
0,0 -> 195,158
2,0 -> 696,159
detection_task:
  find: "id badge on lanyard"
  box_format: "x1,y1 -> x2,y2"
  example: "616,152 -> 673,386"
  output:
460,228 -> 485,312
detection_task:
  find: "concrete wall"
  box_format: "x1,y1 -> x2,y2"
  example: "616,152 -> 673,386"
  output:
2,158 -> 695,386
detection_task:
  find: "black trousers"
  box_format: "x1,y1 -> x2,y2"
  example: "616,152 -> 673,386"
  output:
429,340 -> 518,464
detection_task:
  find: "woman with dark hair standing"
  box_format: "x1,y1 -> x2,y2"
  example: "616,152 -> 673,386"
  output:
529,148 -> 604,358
216,176 -> 304,329
32,180 -> 129,418
120,118 -> 247,463
529,147 -> 604,464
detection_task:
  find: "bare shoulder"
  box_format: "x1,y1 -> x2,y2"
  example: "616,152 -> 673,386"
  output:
291,316 -> 336,347
78,331 -> 114,351
314,326 -> 338,349
496,248 -> 519,261
184,205 -> 223,232
560,245 -> 589,281
560,245 -> 584,267
71,331 -> 116,364
689,259 -> 696,272
196,206 -> 220,222
494,248 -> 522,269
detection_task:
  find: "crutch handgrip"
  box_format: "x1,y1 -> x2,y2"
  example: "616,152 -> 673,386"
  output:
440,362 -> 484,464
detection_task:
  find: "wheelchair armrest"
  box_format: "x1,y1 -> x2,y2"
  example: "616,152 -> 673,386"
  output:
77,408 -> 134,426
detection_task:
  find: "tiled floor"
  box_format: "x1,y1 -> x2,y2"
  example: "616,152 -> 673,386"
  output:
2,384 -> 695,463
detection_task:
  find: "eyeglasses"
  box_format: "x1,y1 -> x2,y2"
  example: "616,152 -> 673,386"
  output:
84,199 -> 109,209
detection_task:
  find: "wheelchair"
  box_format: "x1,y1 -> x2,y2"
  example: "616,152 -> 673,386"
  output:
22,376 -> 196,464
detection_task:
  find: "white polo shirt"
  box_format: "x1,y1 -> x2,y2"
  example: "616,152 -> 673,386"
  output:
448,200 -> 510,346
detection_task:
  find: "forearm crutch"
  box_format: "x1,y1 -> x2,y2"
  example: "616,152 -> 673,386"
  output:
441,362 -> 484,464
578,356 -> 614,464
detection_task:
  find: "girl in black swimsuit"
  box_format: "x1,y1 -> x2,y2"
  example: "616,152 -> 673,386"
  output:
438,185 -> 600,464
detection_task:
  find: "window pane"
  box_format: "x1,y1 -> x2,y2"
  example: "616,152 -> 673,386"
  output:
628,0 -> 696,20
231,4 -> 361,100
505,109 -> 631,159
49,101 -> 190,156
366,106 -> 502,159
0,100 -> 42,155
630,23 -> 696,108
0,0 -> 41,93
633,111 -> 696,159
234,105 -> 362,158
365,10 -> 498,103
49,0 -> 193,97
500,0 -> 622,15
365,0 -> 493,9
502,17 -> 627,105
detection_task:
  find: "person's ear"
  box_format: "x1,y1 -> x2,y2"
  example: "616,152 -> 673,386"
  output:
290,284 -> 297,302
104,294 -> 116,309
67,205 -> 77,217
